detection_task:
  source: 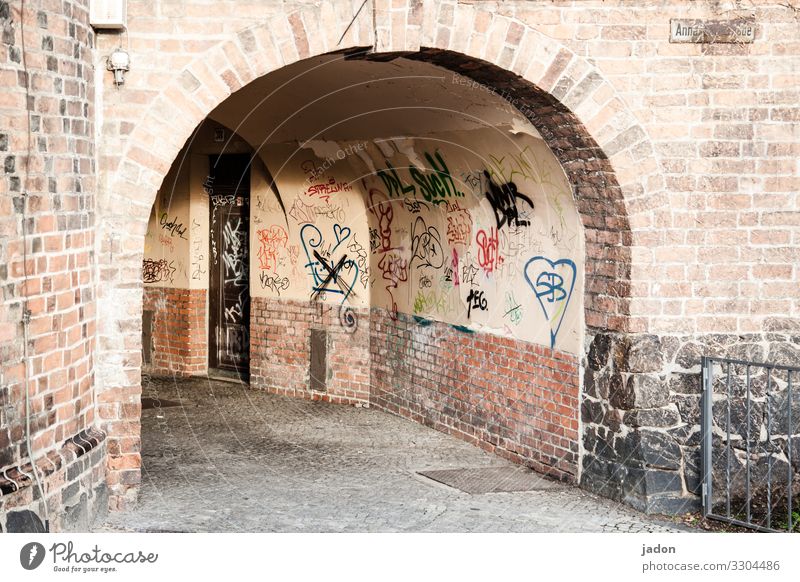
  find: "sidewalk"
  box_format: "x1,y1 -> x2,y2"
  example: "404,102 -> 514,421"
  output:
98,377 -> 688,533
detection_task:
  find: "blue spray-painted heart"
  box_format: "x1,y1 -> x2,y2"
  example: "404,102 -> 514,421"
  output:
524,256 -> 576,349
332,223 -> 351,252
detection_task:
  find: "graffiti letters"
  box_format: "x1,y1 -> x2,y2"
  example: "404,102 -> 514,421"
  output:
410,217 -> 444,269
403,197 -> 430,214
461,261 -> 479,286
410,151 -> 464,203
159,213 -> 188,239
446,203 -> 473,247
476,227 -> 503,275
142,258 -> 175,284
443,249 -> 460,288
256,225 -> 288,272
377,152 -> 463,202
288,197 -> 347,225
158,233 -> 174,253
347,235 -> 370,289
190,219 -> 206,281
223,218 -> 247,284
368,189 -> 400,254
377,161 -> 416,199
466,288 -> 487,319
524,256 -> 576,348
413,289 -> 455,316
259,271 -> 290,295
210,194 -> 237,207
484,170 -> 534,231
305,176 -> 352,203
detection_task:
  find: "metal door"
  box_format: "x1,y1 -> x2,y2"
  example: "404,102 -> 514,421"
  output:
208,154 -> 250,379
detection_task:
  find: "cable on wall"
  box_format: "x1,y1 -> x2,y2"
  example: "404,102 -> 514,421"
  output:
18,0 -> 50,532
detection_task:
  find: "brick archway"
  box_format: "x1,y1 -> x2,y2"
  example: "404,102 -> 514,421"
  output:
97,1 -> 661,508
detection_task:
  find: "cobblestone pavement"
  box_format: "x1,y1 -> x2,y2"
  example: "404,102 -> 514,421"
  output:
97,376 -> 688,533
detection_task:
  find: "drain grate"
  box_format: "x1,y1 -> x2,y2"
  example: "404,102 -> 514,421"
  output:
418,466 -> 563,494
141,397 -> 182,410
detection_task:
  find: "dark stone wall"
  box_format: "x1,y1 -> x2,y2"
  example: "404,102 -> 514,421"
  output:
582,330 -> 800,515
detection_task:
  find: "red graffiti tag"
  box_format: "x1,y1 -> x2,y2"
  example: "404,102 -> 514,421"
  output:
256,225 -> 288,272
476,227 -> 503,275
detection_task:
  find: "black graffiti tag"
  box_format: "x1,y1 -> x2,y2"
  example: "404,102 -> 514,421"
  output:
159,213 -> 188,239
466,288 -> 487,319
483,170 -> 534,231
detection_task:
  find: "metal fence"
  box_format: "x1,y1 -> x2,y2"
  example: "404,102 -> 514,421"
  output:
702,356 -> 799,532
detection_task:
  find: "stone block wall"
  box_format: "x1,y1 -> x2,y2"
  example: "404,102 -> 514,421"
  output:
582,331 -> 800,514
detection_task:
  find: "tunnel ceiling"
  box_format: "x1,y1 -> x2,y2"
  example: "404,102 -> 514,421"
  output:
208,54 -> 541,145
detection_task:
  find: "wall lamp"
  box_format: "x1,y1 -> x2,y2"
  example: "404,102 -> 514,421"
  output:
106,48 -> 130,86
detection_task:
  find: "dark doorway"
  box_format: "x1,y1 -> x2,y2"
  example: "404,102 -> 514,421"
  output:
208,154 -> 251,380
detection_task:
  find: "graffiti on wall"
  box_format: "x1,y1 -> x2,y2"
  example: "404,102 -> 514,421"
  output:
143,258 -> 176,284
256,225 -> 288,272
253,131 -> 582,352
524,256 -> 576,349
190,218 -> 206,281
300,223 -> 359,304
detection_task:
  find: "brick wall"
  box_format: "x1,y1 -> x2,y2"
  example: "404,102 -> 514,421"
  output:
0,0 -> 105,529
0,428 -> 106,532
88,0 -> 799,512
250,297 -> 370,405
370,310 -> 580,482
142,286 -> 207,376
0,0 -> 794,517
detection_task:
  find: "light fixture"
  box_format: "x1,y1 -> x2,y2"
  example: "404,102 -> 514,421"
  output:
106,48 -> 130,85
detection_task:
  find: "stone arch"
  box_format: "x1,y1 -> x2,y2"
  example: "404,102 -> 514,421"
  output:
97,1 -> 662,507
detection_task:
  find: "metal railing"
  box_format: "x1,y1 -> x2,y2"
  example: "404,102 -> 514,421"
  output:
702,356 -> 798,532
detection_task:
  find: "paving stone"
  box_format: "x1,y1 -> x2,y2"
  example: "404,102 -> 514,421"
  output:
97,377 -> 685,533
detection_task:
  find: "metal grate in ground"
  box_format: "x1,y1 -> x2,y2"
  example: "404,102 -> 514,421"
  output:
418,466 -> 564,494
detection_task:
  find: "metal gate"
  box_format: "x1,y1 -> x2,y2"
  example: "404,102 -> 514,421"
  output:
702,356 -> 799,532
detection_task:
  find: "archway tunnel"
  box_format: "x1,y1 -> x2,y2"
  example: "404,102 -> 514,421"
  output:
135,48 -> 630,514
